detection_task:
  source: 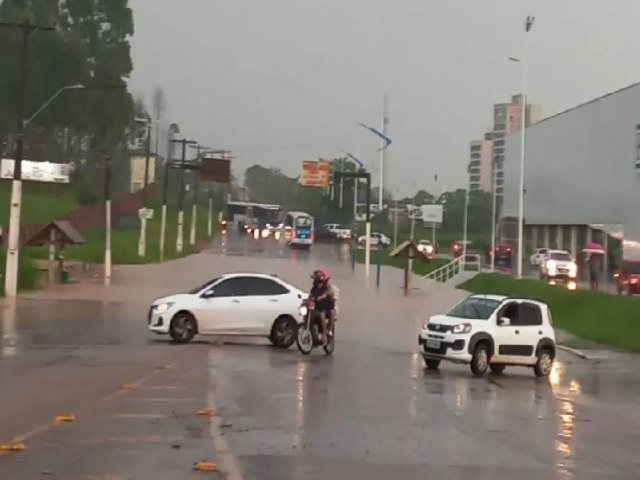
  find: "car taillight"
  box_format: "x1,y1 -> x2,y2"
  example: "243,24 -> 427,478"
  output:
506,247 -> 511,252
453,244 -> 460,250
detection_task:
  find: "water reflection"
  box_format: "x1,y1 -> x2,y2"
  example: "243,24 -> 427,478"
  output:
1,300 -> 17,358
549,360 -> 582,479
409,352 -> 419,421
292,360 -> 307,448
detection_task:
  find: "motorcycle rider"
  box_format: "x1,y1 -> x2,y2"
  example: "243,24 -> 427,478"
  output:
309,270 -> 336,346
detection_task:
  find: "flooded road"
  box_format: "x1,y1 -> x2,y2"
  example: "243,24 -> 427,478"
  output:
1,232 -> 640,478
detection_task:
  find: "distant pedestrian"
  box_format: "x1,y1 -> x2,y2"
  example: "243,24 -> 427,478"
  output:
589,253 -> 601,291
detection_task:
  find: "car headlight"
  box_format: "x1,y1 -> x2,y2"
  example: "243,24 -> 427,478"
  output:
422,320 -> 429,329
452,323 -> 472,334
568,261 -> 577,276
155,302 -> 174,314
426,246 -> 434,253
546,260 -> 556,272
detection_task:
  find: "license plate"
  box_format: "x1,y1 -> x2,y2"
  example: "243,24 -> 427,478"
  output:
426,339 -> 441,349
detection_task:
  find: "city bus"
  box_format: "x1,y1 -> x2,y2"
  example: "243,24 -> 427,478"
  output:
226,201 -> 283,235
284,211 -> 314,248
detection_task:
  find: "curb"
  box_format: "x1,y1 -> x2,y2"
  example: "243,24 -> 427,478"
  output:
557,344 -> 589,360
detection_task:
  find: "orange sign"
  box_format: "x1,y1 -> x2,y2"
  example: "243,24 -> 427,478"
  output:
300,159 -> 330,187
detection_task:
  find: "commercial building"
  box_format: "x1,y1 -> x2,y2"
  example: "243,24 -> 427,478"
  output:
491,94 -> 542,195
468,133 -> 493,192
129,153 -> 157,193
501,81 -> 640,267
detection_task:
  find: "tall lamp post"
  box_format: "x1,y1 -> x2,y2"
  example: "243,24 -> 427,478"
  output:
510,14 -> 535,279
4,80 -> 93,296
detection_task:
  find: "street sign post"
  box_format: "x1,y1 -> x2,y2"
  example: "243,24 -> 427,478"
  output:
138,208 -> 153,220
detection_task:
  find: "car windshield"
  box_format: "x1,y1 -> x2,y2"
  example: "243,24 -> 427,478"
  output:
188,276 -> 221,294
624,262 -> 640,274
447,297 -> 500,320
549,252 -> 572,261
419,240 -> 431,245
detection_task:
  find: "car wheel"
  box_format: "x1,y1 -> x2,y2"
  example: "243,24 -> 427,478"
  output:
490,364 -> 506,374
270,316 -> 297,349
470,343 -> 490,376
424,358 -> 441,370
169,312 -> 197,344
533,348 -> 554,377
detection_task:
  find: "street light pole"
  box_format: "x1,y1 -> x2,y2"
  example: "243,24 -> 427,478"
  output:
1,20 -> 54,297
138,117 -> 152,258
490,156 -> 498,272
516,15 -> 534,280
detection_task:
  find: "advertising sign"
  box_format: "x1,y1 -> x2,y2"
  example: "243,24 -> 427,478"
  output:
420,204 -> 444,225
1,158 -> 70,183
201,157 -> 231,183
300,159 -> 330,187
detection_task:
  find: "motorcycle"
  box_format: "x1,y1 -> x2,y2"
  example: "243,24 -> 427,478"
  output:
296,298 -> 336,355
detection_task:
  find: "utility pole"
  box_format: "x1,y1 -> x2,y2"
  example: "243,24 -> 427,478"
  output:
173,138 -> 197,253
160,123 -> 179,262
104,154 -> 112,285
190,145 -> 202,246
1,19 -> 54,297
138,117 -> 152,257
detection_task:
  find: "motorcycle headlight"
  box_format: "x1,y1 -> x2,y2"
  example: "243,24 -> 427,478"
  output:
299,306 -> 308,316
155,302 -> 174,314
452,323 -> 472,334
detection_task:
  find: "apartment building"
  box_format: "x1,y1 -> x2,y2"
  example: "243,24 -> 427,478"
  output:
492,94 -> 542,195
468,132 -> 493,192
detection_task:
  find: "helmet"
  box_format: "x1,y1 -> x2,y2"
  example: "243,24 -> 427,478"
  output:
312,269 -> 330,284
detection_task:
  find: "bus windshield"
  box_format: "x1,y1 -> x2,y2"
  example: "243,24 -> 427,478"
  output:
295,216 -> 312,228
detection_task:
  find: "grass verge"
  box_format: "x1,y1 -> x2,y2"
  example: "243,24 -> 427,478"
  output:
0,249 -> 40,295
355,247 -> 450,276
26,204 -> 217,264
458,273 -> 640,352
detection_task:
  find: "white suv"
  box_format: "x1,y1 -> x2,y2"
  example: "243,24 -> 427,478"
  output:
418,294 -> 556,377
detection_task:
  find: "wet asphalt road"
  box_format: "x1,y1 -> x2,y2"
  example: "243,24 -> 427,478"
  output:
2,231 -> 640,479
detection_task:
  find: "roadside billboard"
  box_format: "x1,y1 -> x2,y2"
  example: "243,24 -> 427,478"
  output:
420,204 -> 443,225
201,157 -> 231,183
300,159 -> 330,187
1,158 -> 70,183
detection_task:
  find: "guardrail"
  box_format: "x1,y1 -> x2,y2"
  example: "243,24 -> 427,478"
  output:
423,253 -> 483,285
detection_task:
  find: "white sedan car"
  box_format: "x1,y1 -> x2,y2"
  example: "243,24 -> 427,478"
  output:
148,273 -> 307,347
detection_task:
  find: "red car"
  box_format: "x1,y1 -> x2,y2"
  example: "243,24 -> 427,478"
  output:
615,261 -> 640,296
451,240 -> 473,258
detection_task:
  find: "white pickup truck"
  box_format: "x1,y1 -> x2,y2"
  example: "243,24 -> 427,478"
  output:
324,223 -> 351,239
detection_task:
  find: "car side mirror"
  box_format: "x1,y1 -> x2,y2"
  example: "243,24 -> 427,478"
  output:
498,317 -> 511,326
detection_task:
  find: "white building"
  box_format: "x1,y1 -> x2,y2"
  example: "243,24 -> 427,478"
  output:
501,81 -> 640,265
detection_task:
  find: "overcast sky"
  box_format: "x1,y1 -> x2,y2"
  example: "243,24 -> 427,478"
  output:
128,0 -> 640,196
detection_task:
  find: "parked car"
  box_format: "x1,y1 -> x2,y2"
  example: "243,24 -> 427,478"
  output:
540,250 -> 577,283
358,232 -> 391,247
530,247 -> 549,267
418,294 -> 556,377
615,260 -> 640,296
148,273 -> 306,348
452,240 -> 474,258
